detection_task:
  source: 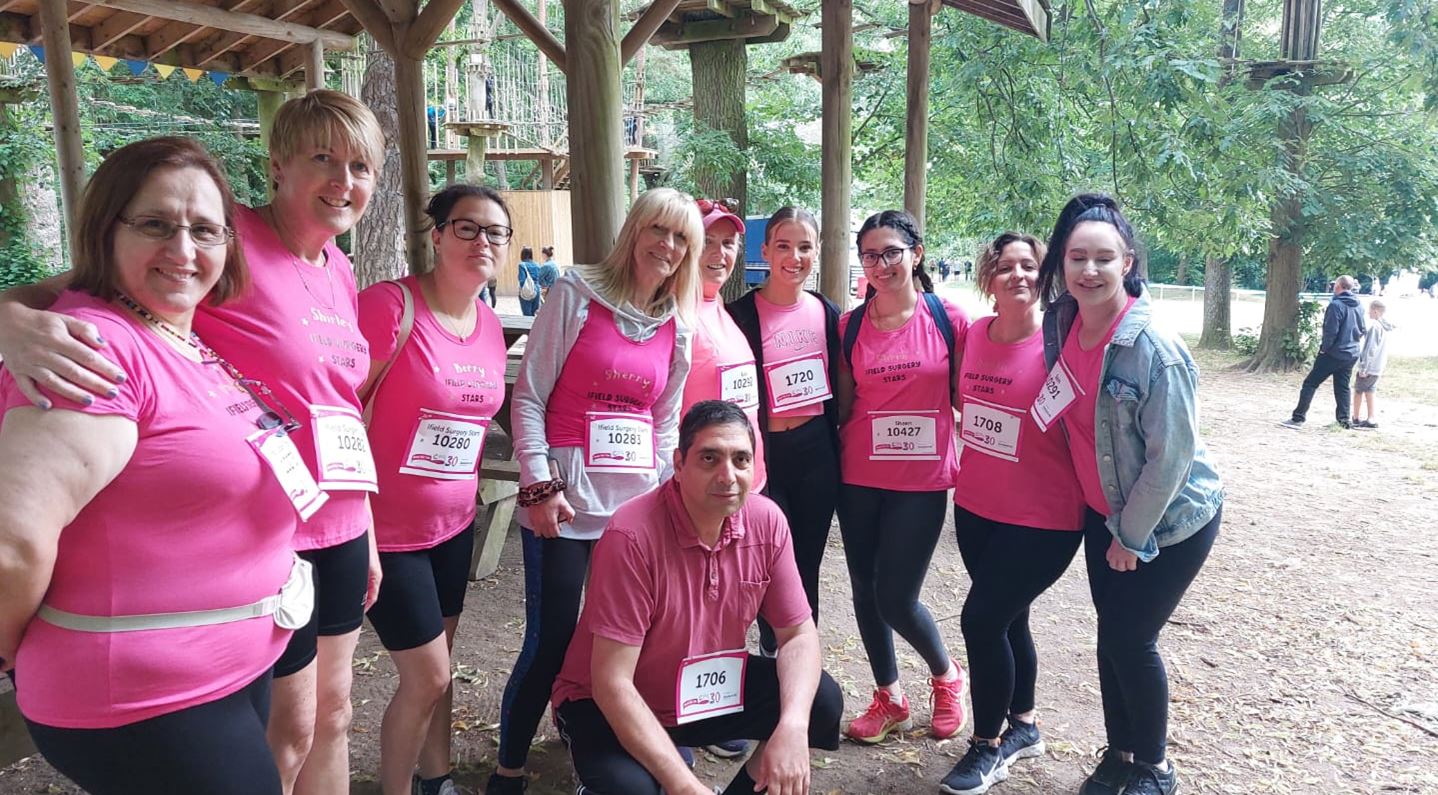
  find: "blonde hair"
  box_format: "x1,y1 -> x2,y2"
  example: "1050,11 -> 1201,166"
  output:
269,89 -> 385,173
578,188 -> 703,320
975,231 -> 1046,301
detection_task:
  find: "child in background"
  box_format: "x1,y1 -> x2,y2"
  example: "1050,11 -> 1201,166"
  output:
1352,299 -> 1394,429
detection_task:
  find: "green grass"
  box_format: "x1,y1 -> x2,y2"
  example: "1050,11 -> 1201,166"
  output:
1371,355 -> 1438,408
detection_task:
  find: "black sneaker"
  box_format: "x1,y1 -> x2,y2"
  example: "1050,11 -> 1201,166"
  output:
1123,760 -> 1179,795
1355,420 -> 1378,429
1278,418 -> 1304,429
997,718 -> 1045,767
939,739 -> 1008,795
1079,747 -> 1135,795
485,772 -> 526,794
702,738 -> 750,758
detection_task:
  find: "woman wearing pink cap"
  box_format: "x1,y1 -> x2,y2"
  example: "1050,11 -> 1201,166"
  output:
0,91 -> 386,794
0,138 -> 310,794
837,209 -> 971,745
938,232 -> 1085,795
488,188 -> 700,795
357,184 -> 511,795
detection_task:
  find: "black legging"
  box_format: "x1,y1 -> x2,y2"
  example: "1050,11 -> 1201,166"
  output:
955,505 -> 1082,739
1084,506 -> 1220,765
837,485 -> 951,685
496,529 -> 594,769
25,671 -> 279,795
758,416 -> 839,654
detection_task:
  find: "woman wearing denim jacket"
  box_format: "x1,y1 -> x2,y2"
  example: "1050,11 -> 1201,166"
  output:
1035,194 -> 1223,795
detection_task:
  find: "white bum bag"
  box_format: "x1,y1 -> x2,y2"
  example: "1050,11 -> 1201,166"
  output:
38,556 -> 315,633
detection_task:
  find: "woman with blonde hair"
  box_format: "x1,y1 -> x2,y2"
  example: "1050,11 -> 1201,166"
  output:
488,188 -> 700,794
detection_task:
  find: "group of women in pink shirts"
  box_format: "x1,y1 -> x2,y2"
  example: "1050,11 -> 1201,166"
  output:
0,89 -> 1218,795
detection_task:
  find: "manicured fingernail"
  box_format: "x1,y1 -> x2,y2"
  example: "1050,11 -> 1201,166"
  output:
114,373 -> 126,383
38,398 -> 52,410
82,395 -> 94,406
94,335 -> 106,345
106,388 -> 119,399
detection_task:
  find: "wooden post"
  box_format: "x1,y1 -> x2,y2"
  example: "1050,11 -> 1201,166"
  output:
305,39 -> 326,91
37,0 -> 86,253
629,157 -> 640,204
394,54 -> 432,274
903,0 -> 931,232
541,158 -> 555,190
565,0 -> 624,263
465,133 -> 489,182
819,0 -> 854,306
445,159 -> 457,186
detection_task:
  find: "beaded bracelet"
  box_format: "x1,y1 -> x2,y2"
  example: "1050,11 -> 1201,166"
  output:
517,478 -> 567,508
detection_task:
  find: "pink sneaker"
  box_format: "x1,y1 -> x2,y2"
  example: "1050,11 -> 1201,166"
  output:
845,689 -> 913,744
930,667 -> 969,740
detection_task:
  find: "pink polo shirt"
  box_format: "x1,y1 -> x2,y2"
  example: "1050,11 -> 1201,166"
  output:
1061,297 -> 1137,516
1,292 -> 296,729
954,316 -> 1085,531
195,205 -> 372,551
682,297 -> 766,490
755,290 -> 828,420
839,297 -> 969,492
551,481 -> 810,727
358,276 -> 507,551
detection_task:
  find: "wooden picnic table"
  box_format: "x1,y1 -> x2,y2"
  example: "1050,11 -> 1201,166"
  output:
470,313 -> 533,580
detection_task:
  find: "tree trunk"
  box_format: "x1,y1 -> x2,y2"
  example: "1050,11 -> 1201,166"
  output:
689,38 -> 749,301
353,47 -> 407,288
566,0 -> 625,264
1199,256 -> 1232,349
1175,254 -> 1189,285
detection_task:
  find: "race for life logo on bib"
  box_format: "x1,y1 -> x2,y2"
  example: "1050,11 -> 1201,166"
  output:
764,353 -> 831,412
583,411 -> 656,474
869,410 -> 941,460
311,404 -> 379,492
675,649 -> 747,724
959,395 -> 1024,462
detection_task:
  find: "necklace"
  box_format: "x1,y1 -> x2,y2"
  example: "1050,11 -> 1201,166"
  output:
115,293 -> 210,360
260,204 -> 337,308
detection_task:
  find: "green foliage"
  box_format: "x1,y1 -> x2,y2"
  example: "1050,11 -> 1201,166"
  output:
0,97 -> 56,290
666,119 -> 748,198
1232,300 -> 1322,363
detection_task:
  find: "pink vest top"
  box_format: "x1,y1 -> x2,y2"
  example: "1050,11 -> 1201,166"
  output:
545,304 -> 676,452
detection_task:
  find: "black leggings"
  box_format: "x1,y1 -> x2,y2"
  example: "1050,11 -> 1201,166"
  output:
758,417 -> 839,653
1084,507 -> 1220,765
496,529 -> 593,769
25,672 -> 279,795
837,485 -> 951,686
955,505 -> 1082,739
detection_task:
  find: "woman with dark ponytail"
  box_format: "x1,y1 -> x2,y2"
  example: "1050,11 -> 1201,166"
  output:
835,210 -> 971,744
1037,194 -> 1222,795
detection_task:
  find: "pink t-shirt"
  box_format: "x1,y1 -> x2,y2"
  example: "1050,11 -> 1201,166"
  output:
358,276 -> 507,551
755,291 -> 828,420
682,297 -> 766,490
1,292 -> 296,729
195,205 -> 371,551
954,317 -> 1085,531
551,481 -> 810,726
1060,297 -> 1137,516
839,297 -> 969,492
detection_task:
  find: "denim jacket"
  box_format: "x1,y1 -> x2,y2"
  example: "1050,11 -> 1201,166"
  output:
1042,288 -> 1223,561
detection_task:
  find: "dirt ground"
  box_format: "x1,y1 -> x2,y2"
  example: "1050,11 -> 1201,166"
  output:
4,343 -> 1436,795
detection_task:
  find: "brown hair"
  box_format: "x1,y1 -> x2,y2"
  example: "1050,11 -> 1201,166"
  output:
71,136 -> 249,305
974,231 -> 1046,300
764,206 -> 819,245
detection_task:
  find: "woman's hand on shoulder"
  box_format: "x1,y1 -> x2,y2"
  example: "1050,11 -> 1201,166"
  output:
0,303 -> 126,408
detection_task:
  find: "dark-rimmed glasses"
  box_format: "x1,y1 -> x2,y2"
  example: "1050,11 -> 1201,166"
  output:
859,247 -> 911,269
204,357 -> 302,433
119,216 -> 234,248
440,219 -> 514,244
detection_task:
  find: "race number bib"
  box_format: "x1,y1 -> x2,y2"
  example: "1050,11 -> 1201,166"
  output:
584,412 -> 655,473
249,426 -> 329,521
717,362 -> 760,410
959,396 -> 1024,462
675,649 -> 747,724
1031,359 -> 1082,432
400,410 -> 489,480
311,405 -> 378,491
764,353 -> 831,412
869,411 -> 940,460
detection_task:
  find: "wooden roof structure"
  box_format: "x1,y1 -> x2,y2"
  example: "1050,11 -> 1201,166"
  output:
942,0 -> 1049,42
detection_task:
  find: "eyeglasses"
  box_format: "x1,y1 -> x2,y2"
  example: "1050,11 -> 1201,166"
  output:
859,247 -> 911,269
204,357 -> 302,433
119,216 -> 234,248
696,197 -> 739,214
441,219 -> 513,244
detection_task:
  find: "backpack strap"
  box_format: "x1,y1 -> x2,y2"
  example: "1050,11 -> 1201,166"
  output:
841,299 -> 868,371
361,280 -> 416,427
922,292 -> 957,403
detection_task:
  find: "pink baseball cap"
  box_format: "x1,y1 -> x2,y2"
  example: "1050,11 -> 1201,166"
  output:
698,197 -> 744,235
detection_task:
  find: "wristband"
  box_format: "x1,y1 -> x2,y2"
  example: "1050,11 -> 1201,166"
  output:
517,478 -> 567,508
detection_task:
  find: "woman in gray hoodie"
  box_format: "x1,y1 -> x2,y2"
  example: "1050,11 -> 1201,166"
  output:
488,188 -> 701,794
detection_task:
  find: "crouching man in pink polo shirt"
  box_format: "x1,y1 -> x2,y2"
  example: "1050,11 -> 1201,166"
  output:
550,400 -> 843,795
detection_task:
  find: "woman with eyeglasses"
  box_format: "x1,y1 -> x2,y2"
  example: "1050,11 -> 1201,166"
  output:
487,188 -> 699,795
0,138 -> 315,794
0,91 -> 386,794
357,184 -> 510,795
836,210 -> 971,745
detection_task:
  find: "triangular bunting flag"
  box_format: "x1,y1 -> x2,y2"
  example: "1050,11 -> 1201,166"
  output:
183,68 -> 204,82
155,64 -> 176,78
71,52 -> 88,69
93,55 -> 119,72
208,71 -> 230,87
28,45 -> 44,64
125,59 -> 148,76
0,42 -> 19,59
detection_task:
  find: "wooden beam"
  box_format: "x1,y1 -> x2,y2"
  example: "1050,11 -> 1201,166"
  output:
651,12 -> 778,48
178,0 -> 322,69
621,0 -> 680,65
238,1 -> 352,75
0,11 -> 31,41
86,0 -> 354,49
91,8 -> 147,48
394,52 -> 432,274
145,0 -> 268,60
704,0 -> 733,17
304,38 -> 324,89
37,0 -> 85,255
403,0 -> 463,58
491,0 -> 566,74
819,0 -> 852,307
339,0 -> 396,54
903,0 -> 931,231
565,0 -> 623,263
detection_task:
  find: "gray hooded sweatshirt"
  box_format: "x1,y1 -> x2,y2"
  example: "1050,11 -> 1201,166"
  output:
510,269 -> 692,540
1357,316 -> 1394,377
